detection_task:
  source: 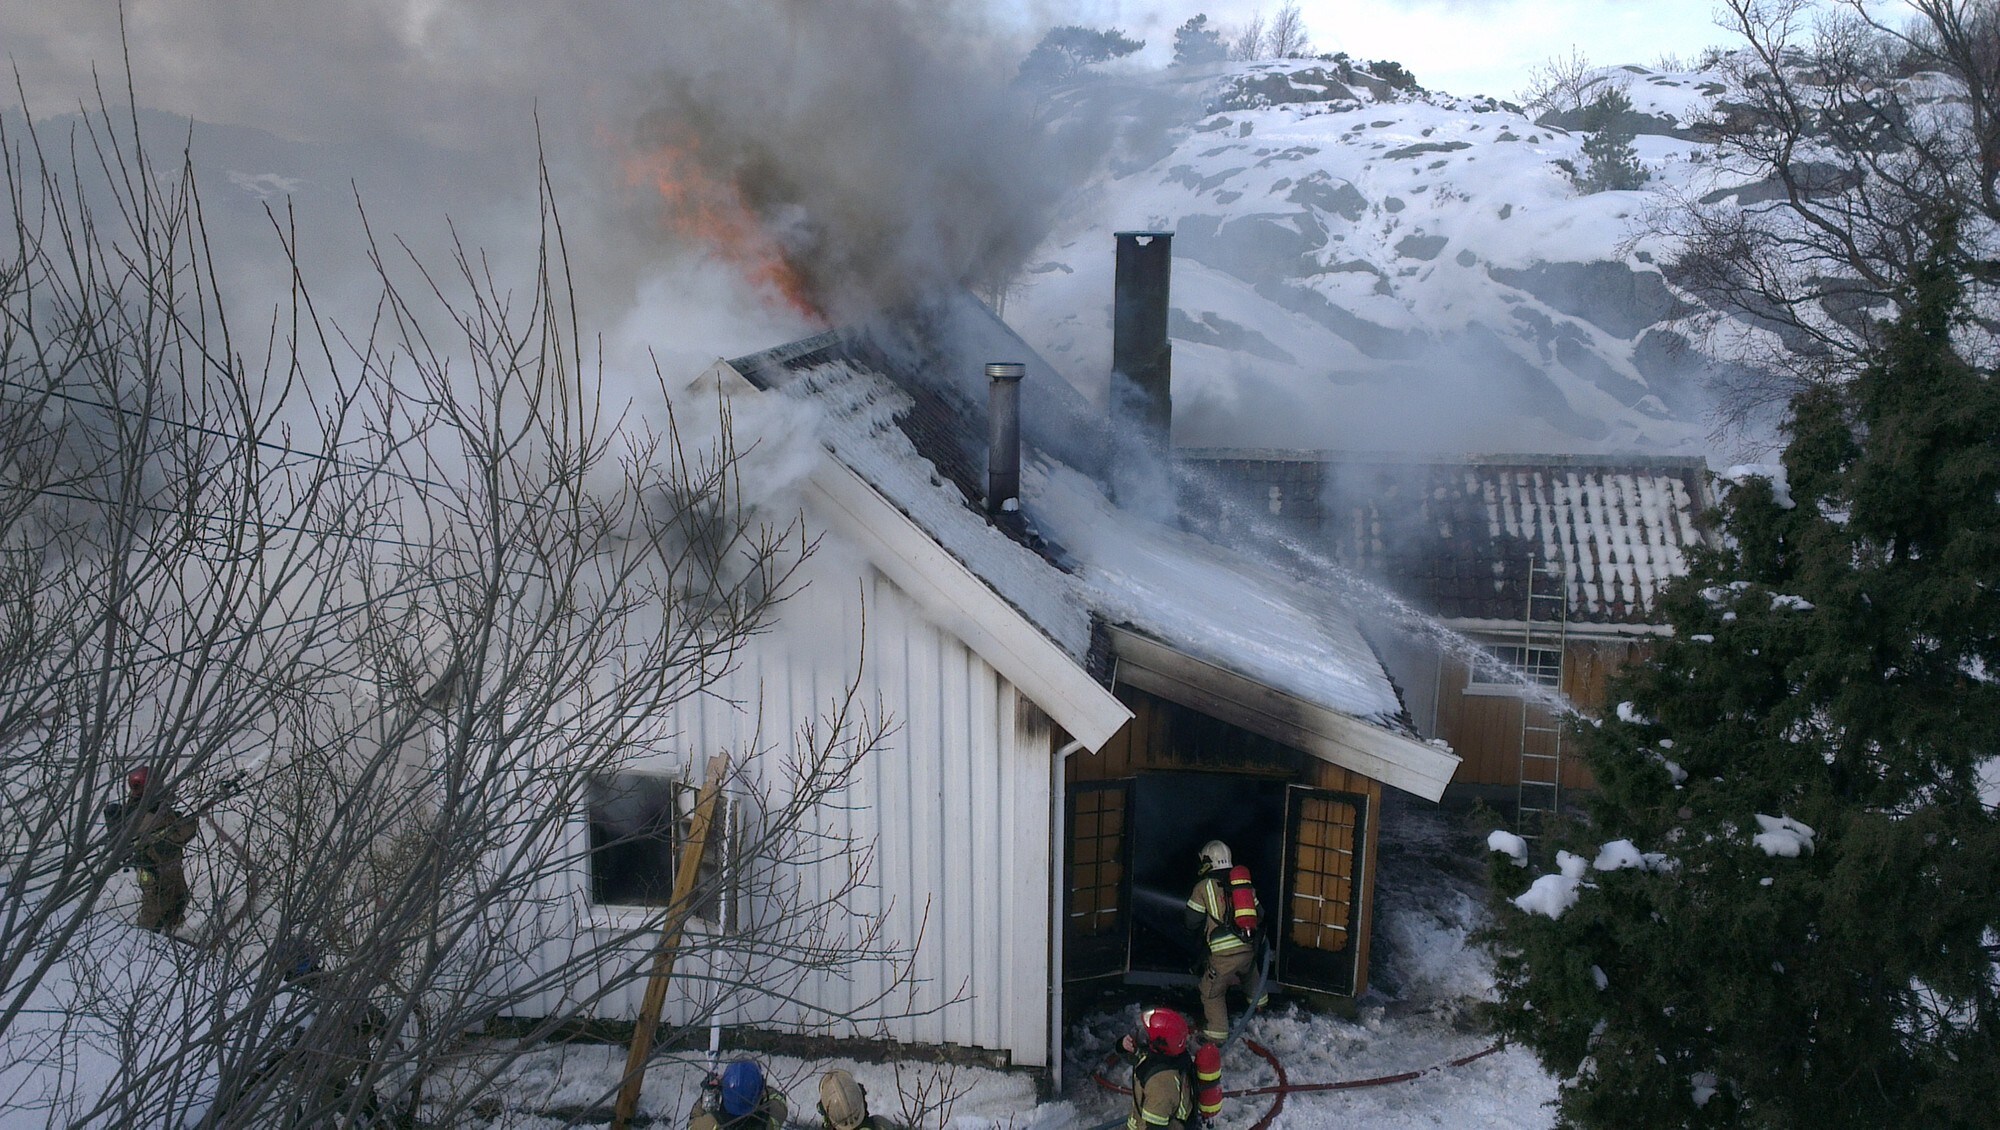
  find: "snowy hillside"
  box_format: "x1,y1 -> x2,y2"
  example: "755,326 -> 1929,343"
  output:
1009,59 -> 1759,457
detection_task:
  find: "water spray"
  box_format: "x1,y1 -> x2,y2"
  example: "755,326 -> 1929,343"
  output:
1175,461 -> 1583,719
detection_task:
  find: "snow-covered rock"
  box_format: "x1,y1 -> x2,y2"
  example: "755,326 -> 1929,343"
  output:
1011,59 -> 1788,457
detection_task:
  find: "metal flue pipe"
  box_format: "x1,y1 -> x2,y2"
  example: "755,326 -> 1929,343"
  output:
986,362 -> 1026,513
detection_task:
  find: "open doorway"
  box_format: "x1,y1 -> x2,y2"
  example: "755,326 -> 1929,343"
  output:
1126,772 -> 1286,979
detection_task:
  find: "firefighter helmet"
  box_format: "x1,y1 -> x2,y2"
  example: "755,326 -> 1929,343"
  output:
1199,840 -> 1232,872
818,1068 -> 868,1130
1141,1007 -> 1190,1056
126,766 -> 152,795
720,1059 -> 764,1117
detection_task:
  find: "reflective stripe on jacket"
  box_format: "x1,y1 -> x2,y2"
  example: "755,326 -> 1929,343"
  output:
1186,875 -> 1251,954
1126,1054 -> 1192,1130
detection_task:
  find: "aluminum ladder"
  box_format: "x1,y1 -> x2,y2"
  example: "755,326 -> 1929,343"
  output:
1516,552 -> 1570,834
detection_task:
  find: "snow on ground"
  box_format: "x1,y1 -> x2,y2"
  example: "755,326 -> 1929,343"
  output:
1008,60 -> 1737,456
456,793 -> 1554,1128
440,1046 -> 1043,1130
0,909 -> 236,1126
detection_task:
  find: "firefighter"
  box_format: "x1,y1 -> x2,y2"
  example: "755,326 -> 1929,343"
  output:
817,1068 -> 897,1130
692,1058 -> 789,1130
1183,839 -> 1263,1042
260,946 -> 387,1123
1117,1007 -> 1220,1130
103,766 -> 199,933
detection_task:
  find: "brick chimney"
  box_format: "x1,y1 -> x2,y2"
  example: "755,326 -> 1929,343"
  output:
1110,231 -> 1173,509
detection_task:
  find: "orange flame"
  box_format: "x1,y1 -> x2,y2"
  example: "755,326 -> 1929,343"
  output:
624,140 -> 822,320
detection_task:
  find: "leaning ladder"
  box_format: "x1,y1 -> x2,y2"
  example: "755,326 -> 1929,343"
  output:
1515,553 -> 1570,834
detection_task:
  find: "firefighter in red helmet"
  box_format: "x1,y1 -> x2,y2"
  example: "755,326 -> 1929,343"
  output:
1184,839 -> 1264,1042
1117,1008 -> 1222,1130
103,766 -> 199,933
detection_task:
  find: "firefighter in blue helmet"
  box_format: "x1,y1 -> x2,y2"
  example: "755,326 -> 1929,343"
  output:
692,1058 -> 789,1130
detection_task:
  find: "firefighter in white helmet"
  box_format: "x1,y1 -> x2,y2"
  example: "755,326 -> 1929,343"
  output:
817,1069 -> 897,1130
1183,839 -> 1264,1042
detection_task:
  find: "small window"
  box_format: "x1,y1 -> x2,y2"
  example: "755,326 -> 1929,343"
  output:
1470,645 -> 1563,689
588,774 -> 681,907
586,773 -> 728,917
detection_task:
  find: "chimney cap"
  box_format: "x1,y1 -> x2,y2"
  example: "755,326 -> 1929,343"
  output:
1113,229 -> 1175,239
985,362 -> 1026,381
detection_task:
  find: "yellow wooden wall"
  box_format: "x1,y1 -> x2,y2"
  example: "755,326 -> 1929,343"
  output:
1435,638 -> 1649,788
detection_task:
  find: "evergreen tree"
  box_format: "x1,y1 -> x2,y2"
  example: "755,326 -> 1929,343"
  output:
1015,25 -> 1144,87
1570,87 -> 1649,193
1368,60 -> 1419,92
1491,223 -> 2000,1127
1172,15 -> 1227,67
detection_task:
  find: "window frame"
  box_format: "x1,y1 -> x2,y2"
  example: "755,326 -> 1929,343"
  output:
582,770 -> 730,928
1464,643 -> 1564,695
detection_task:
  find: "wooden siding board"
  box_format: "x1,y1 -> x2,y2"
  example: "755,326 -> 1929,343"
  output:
495,556 -> 1057,1066
1008,694 -> 1053,1065
1352,778 -> 1381,997
1437,638 -> 1655,788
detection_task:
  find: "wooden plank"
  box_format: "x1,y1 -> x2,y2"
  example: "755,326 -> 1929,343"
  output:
1352,782 -> 1381,997
612,753 -> 730,1130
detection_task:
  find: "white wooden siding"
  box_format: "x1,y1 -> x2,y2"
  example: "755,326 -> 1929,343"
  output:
502,553 -> 1056,1066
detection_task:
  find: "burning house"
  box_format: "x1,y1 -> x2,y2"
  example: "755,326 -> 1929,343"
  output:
499,234 -> 1457,1077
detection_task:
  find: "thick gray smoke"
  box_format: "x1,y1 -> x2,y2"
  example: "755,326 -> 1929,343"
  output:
628,1 -> 1074,324
0,0 -> 1111,376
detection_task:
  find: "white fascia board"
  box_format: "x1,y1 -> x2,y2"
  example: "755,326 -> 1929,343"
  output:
693,358 -> 760,396
1109,628 -> 1460,801
1439,617 -> 1673,640
700,360 -> 1131,752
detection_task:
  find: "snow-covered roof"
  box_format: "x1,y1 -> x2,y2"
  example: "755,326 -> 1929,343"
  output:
1186,450 -> 1709,626
724,296 -> 1441,757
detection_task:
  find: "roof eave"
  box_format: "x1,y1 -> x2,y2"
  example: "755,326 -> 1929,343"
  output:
1106,627 -> 1460,801
697,360 -> 1134,752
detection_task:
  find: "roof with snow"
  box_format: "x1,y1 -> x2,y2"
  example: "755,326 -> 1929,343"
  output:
722,296 -> 1459,799
1183,451 -> 1710,626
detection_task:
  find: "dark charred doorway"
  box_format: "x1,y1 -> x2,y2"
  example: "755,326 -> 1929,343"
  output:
1125,772 -> 1287,982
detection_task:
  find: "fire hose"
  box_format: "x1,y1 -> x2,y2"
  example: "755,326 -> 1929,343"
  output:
1088,1038 -> 1508,1130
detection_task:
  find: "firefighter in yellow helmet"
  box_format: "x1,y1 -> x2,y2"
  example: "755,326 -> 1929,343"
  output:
817,1069 -> 898,1130
1183,839 -> 1263,1042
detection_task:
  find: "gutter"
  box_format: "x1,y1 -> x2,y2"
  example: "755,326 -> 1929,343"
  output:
1048,735 -> 1088,1091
